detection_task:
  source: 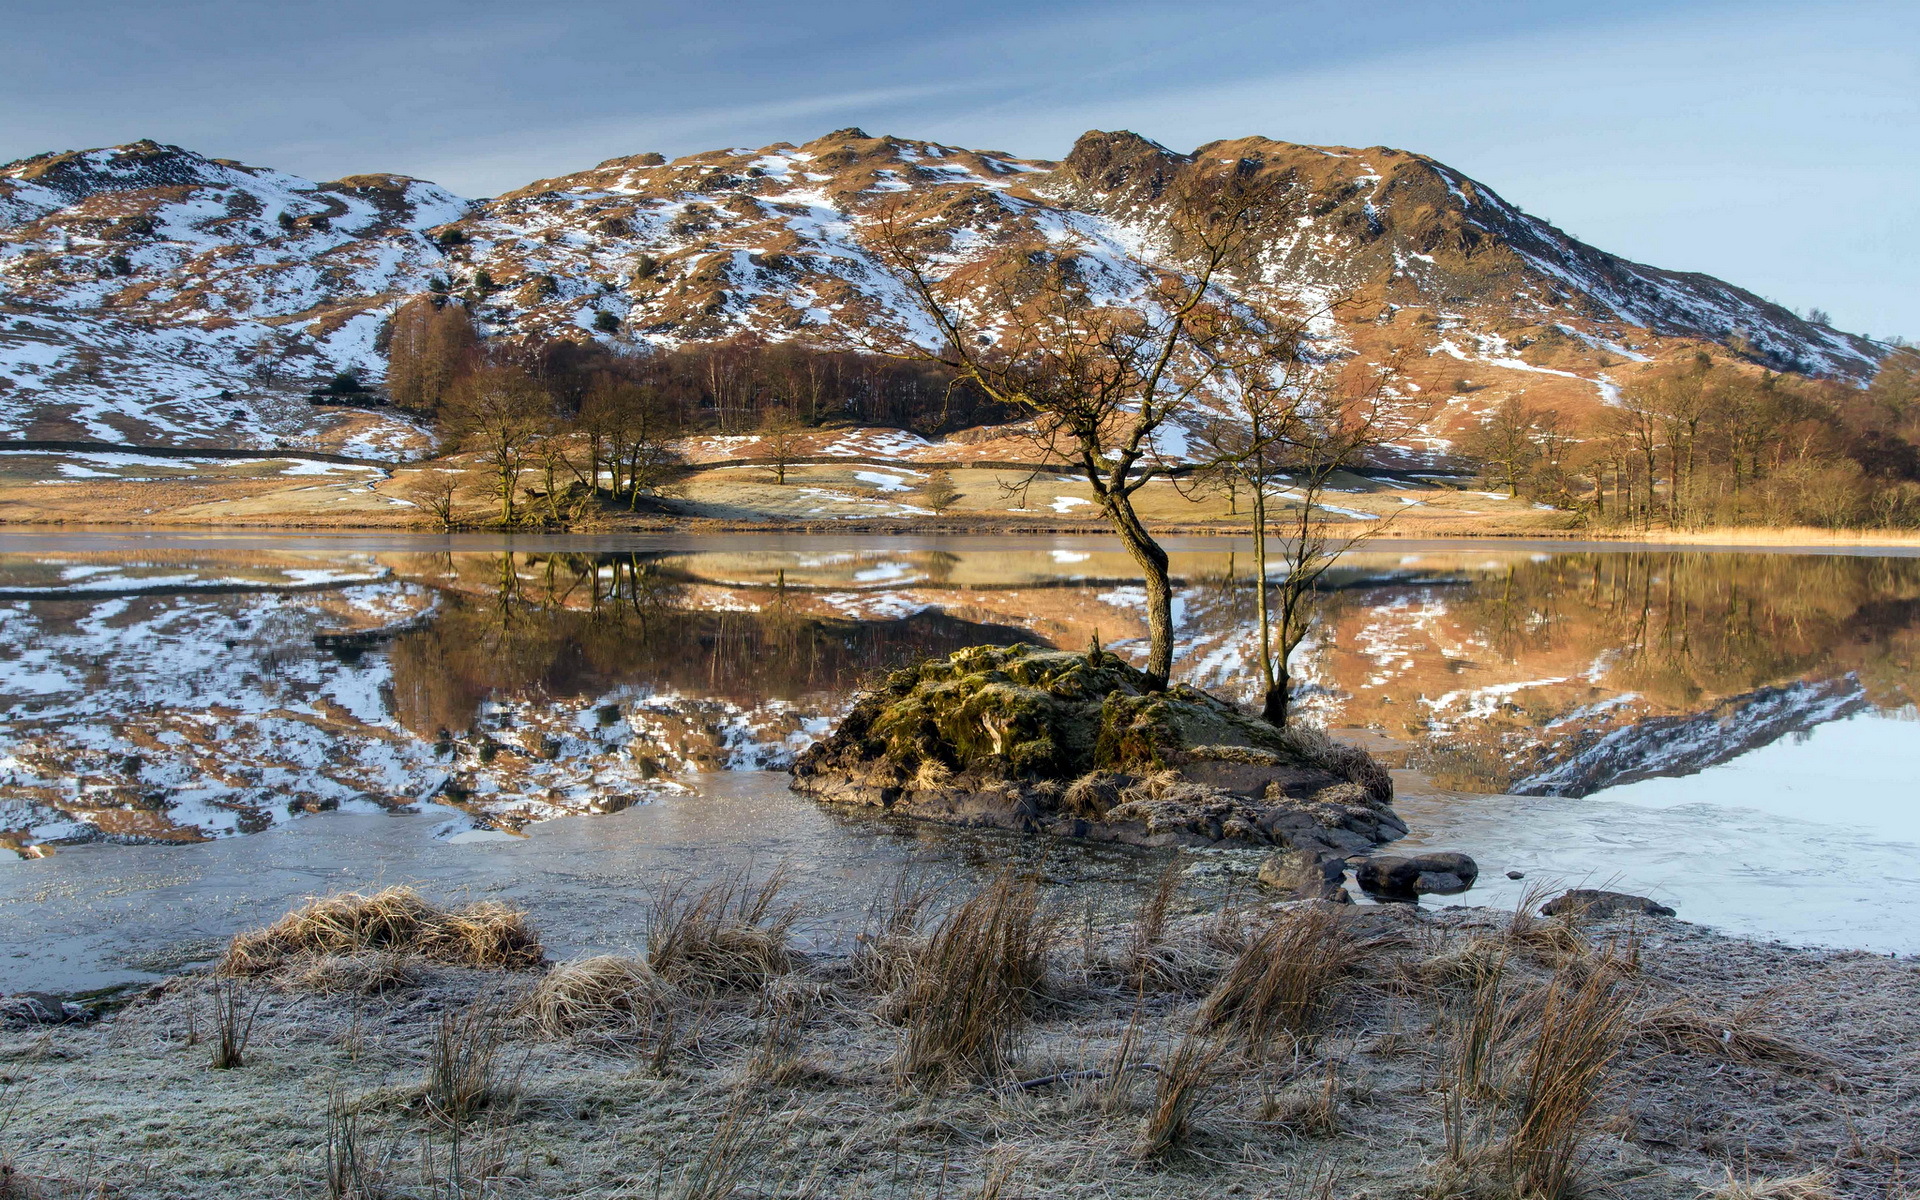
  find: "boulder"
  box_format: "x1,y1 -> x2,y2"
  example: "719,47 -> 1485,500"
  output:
1355,852 -> 1479,900
1257,849 -> 1352,902
790,644 -> 1399,851
1541,889 -> 1676,919
0,991 -> 90,1027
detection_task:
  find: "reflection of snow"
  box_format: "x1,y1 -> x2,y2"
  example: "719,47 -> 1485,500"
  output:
819,591 -> 930,621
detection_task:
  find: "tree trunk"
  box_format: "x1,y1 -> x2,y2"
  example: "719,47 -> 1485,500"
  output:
1105,492 -> 1174,690
1260,661 -> 1290,726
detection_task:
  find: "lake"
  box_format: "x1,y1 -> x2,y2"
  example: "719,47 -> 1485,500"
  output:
3,531 -> 1917,991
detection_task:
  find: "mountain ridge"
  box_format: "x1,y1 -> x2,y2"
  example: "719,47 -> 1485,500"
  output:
0,129 -> 1889,457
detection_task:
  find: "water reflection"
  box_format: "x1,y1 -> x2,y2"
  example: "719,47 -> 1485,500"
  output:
3,539 -> 1917,851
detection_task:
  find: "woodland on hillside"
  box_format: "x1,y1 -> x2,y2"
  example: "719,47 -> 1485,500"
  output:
377,293 -> 1920,533
1460,345 -> 1920,529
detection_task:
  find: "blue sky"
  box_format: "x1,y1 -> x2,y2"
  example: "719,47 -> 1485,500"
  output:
5,0 -> 1915,337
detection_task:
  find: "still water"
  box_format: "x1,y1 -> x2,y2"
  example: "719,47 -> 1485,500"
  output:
2,531 -> 1917,989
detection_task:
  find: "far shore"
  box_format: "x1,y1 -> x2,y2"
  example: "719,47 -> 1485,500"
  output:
3,508 -> 1920,550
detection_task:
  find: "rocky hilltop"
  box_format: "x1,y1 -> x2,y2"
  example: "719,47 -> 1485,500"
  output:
0,129 -> 1886,456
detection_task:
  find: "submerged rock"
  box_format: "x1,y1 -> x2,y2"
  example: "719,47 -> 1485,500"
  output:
1355,852 -> 1479,900
1542,888 -> 1676,918
790,644 -> 1402,851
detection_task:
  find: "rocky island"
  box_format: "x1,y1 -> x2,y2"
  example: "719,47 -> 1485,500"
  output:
791,643 -> 1404,855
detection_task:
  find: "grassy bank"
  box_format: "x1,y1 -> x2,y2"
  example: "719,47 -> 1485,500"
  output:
2,878 -> 1912,1199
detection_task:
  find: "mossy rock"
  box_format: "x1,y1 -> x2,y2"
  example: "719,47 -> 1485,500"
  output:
791,644 -> 1401,851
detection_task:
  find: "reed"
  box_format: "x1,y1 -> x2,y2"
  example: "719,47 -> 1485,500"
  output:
896,872 -> 1052,1086
423,1002 -> 513,1126
646,870 -> 798,993
208,979 -> 260,1071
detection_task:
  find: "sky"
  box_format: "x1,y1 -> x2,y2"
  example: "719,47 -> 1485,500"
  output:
5,0 -> 1915,338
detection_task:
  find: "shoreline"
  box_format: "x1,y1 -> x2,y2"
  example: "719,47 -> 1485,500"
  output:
3,886 -> 1913,1200
3,511 -> 1920,549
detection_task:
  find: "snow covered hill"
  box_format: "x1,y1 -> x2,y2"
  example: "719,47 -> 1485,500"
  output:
0,131 -> 1888,455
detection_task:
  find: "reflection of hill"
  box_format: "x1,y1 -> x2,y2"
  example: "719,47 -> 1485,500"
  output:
386,583 -> 1037,739
1510,677 -> 1870,797
383,547 -> 1920,799
1312,553 -> 1920,792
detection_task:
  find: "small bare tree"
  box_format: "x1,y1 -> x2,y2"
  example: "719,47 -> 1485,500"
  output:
400,469 -> 465,531
865,173 -> 1285,689
758,407 -> 805,485
1196,344 -> 1422,725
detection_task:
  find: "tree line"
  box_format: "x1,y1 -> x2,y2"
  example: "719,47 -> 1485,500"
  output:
1460,345 -> 1920,529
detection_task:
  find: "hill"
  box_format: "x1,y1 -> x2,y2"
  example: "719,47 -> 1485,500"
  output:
0,129 -> 1888,458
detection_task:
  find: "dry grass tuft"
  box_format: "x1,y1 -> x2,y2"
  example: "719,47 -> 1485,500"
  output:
1133,1029 -> 1223,1160
1260,1058 -> 1344,1137
285,952 -> 423,997
1504,966 -> 1631,1199
422,1001 -> 515,1126
851,869 -> 942,994
523,956 -> 667,1039
218,887 -> 542,977
1635,993 -> 1830,1075
1121,862 -> 1186,993
1197,903 -> 1371,1053
1406,934 -> 1509,994
1702,1168 -> 1840,1200
646,870 -> 798,993
896,871 -> 1053,1086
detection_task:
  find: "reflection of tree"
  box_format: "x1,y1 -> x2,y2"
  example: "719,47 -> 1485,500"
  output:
386,554 -> 1036,738
1447,552 -> 1920,712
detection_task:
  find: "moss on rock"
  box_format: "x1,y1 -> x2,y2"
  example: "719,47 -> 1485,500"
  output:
791,644 -> 1403,852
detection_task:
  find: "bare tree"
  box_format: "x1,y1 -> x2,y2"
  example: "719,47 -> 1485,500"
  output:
758,407 -> 805,485
399,469 -> 464,530
1195,346 -> 1421,725
864,173 -> 1284,689
442,367 -> 550,526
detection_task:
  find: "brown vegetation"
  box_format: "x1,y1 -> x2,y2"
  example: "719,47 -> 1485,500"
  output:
216,886 -> 543,977
4,878 -> 1912,1200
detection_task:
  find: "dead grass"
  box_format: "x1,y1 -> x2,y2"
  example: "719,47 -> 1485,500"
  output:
1703,1168 -> 1841,1200
522,956 -> 666,1040
1197,903 -> 1373,1054
287,951 -> 424,997
1635,993 -> 1831,1076
645,870 -> 798,993
1506,966 -> 1631,1198
1121,862 -> 1185,993
850,869 -> 943,994
218,887 -> 543,977
8,873 -> 1905,1200
1133,1028 -> 1223,1160
896,871 -> 1054,1086
421,1002 -> 516,1126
